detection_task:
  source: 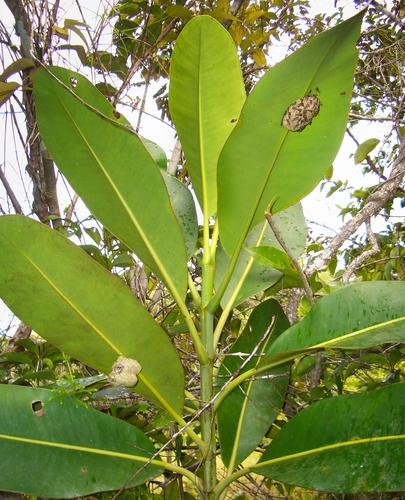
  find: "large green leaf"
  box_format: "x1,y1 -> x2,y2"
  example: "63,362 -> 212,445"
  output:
269,281 -> 405,357
216,204 -> 306,308
254,384 -> 405,492
169,15 -> 245,216
34,66 -> 187,300
0,385 -> 160,498
217,300 -> 290,469
218,12 -> 363,256
0,216 -> 184,414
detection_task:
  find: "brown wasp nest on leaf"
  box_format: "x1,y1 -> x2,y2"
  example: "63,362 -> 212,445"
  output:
109,356 -> 142,387
282,95 -> 320,132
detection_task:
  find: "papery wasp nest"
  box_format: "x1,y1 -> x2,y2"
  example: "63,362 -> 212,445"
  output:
109,356 -> 142,387
282,94 -> 321,132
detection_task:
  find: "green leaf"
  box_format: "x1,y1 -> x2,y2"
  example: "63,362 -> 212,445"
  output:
217,299 -> 290,468
0,216 -> 184,414
255,384 -> 405,492
218,12 -> 363,256
245,246 -> 301,281
141,136 -> 168,170
216,204 -> 306,308
0,81 -> 19,106
0,385 -> 160,497
162,172 -> 198,257
269,281 -> 405,358
354,138 -> 380,164
169,15 -> 246,216
33,66 -> 187,301
0,58 -> 35,80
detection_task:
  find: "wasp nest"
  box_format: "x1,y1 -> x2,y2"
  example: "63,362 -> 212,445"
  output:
109,356 -> 142,387
282,95 -> 320,132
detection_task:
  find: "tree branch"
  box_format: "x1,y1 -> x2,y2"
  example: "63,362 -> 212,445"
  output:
0,166 -> 23,214
307,140 -> 405,274
342,219 -> 379,284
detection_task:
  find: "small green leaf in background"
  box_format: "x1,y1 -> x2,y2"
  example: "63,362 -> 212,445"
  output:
245,246 -> 301,282
217,299 -> 290,468
0,385 -> 160,497
34,66 -> 188,300
0,216 -> 184,414
255,384 -> 405,492
218,12 -> 364,257
169,15 -> 246,216
216,204 -> 306,308
354,138 -> 380,164
269,281 -> 405,358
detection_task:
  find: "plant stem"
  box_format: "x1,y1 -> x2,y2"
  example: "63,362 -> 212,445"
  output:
200,217 -> 217,497
200,310 -> 216,498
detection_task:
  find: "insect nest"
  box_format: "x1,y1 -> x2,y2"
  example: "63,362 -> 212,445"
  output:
282,95 -> 321,132
109,356 -> 142,387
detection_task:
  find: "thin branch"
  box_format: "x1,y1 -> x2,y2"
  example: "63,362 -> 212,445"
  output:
342,219 -> 380,284
0,165 -> 23,214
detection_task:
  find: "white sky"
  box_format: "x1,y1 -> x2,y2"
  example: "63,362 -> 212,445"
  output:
0,0 -> 403,334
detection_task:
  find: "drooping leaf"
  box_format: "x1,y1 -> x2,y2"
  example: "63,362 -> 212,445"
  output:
218,12 -> 363,257
169,15 -> 246,216
254,384 -> 405,492
217,299 -> 290,469
0,58 -> 35,80
268,281 -> 405,358
0,81 -> 19,106
33,66 -> 187,300
215,204 -> 306,308
354,138 -> 380,164
0,385 -> 160,497
0,216 -> 184,413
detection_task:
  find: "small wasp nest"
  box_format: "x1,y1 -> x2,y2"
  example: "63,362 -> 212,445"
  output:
109,356 -> 142,387
282,95 -> 320,132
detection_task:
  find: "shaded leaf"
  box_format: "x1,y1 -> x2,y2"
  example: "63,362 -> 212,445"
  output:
216,204 -> 306,308
0,81 -> 19,106
255,384 -> 405,492
0,58 -> 35,80
218,299 -> 290,468
0,385 -> 160,497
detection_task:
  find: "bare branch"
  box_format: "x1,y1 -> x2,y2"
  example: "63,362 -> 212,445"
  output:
0,166 -> 23,214
342,219 -> 380,284
307,140 -> 405,274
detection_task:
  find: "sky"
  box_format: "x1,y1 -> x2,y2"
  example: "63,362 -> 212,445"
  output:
0,0 -> 402,334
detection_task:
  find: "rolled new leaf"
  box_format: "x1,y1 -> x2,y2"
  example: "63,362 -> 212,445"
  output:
254,383 -> 405,492
218,12 -> 364,257
34,66 -> 187,301
0,385 -> 161,498
169,15 -> 246,217
217,299 -> 290,469
0,215 -> 184,413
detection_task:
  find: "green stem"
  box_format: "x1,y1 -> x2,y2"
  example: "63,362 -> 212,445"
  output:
188,272 -> 202,306
200,310 -> 216,498
200,216 -> 217,498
